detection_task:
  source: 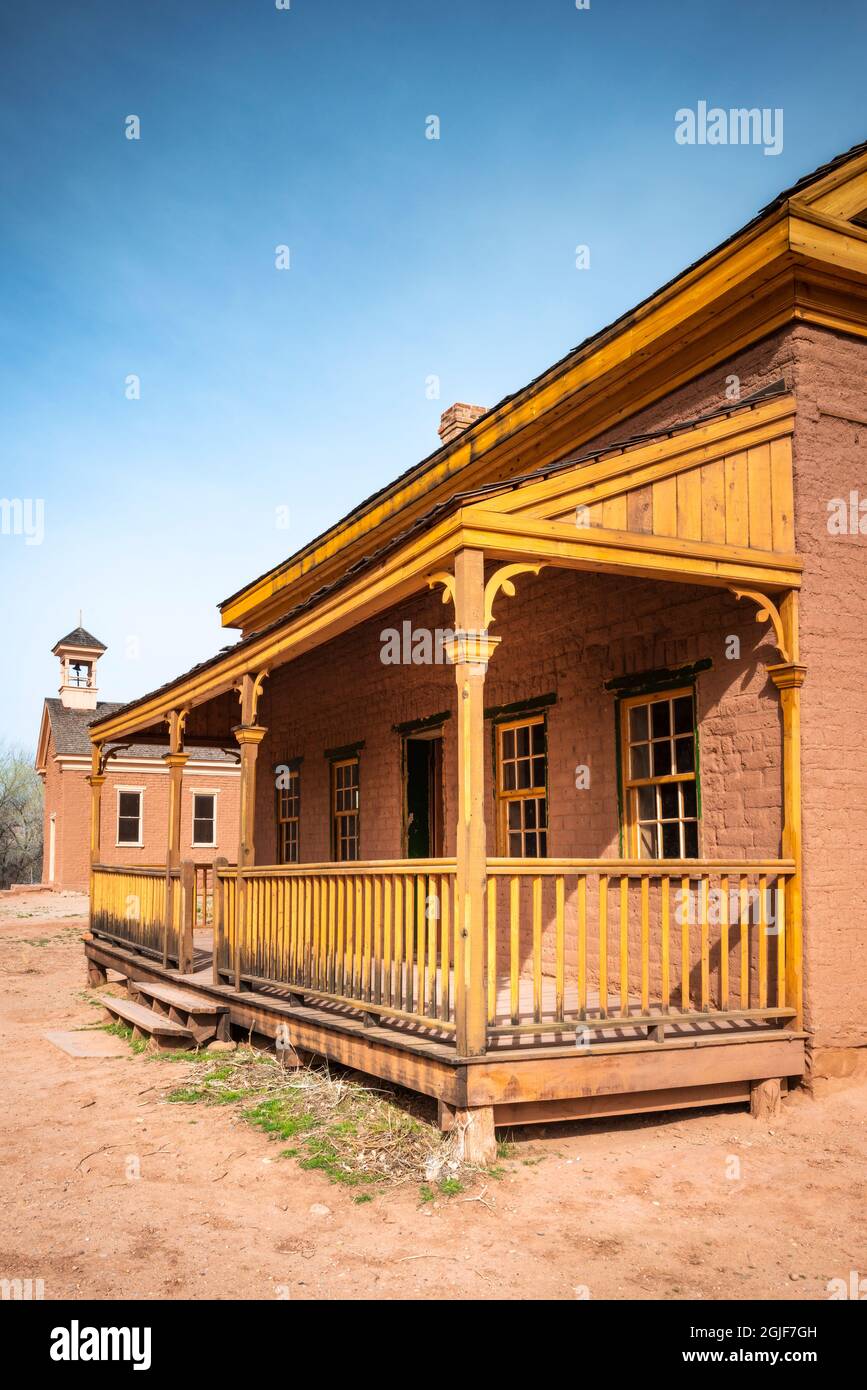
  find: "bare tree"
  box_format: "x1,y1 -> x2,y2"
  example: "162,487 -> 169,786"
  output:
0,744 -> 43,889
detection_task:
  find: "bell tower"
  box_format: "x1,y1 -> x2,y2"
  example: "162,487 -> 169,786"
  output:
52,623 -> 106,711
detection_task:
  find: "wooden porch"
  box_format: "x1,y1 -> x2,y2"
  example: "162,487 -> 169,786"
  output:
84,390 -> 809,1158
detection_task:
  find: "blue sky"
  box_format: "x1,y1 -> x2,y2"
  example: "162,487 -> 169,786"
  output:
2,0 -> 865,748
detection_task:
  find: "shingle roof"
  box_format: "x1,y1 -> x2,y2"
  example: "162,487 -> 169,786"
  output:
44,700 -> 237,762
53,626 -> 106,653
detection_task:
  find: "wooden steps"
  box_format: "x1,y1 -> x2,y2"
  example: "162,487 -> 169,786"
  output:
128,980 -> 230,1045
103,995 -> 195,1052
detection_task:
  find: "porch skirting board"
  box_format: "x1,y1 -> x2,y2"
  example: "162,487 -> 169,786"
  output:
84,936 -> 806,1127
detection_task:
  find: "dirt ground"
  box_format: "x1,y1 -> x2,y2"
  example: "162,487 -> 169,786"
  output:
1,892 -> 865,1302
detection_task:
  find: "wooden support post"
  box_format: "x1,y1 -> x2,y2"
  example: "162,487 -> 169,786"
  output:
179,859 -> 195,974
750,1077 -> 782,1119
86,958 -> 107,987
234,712 -> 267,991
446,550 -> 500,1059
452,1105 -> 497,1165
162,750 -> 189,968
768,591 -> 806,1032
212,856 -> 228,986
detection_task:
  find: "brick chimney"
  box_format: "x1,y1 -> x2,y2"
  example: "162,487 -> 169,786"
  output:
438,402 -> 487,447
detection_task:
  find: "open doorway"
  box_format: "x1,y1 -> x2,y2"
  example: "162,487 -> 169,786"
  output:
404,733 -> 444,858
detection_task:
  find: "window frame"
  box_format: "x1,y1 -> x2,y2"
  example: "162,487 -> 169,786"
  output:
115,786 -> 144,848
275,762 -> 301,865
331,756 -> 360,862
495,714 -> 549,859
190,790 -> 218,849
619,686 -> 700,861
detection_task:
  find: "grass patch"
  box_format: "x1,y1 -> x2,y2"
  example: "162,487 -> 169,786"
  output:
101,1021 -> 149,1055
158,1050 -> 472,1193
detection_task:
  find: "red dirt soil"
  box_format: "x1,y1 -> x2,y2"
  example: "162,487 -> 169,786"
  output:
1,895 -> 865,1301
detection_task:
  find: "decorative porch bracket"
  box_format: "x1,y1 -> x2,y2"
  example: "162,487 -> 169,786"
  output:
729,587 -> 791,664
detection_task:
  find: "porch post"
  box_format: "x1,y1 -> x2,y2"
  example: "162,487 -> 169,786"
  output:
162,710 -> 190,969
446,549 -> 500,1060
233,719 -> 267,989
87,746 -> 105,867
768,590 -> 806,1032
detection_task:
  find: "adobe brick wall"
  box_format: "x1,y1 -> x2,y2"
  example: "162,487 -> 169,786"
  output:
40,737 -> 240,892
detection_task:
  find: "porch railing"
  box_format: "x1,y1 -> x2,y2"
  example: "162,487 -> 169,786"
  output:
484,859 -> 797,1037
91,864 -> 177,964
215,860 -> 457,1032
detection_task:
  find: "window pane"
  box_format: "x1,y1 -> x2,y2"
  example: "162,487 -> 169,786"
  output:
652,740 -> 672,777
629,705 -> 648,742
508,832 -> 522,856
651,700 -> 671,738
681,781 -> 697,819
661,821 -> 681,858
524,800 -> 536,829
503,762 -> 516,791
675,737 -> 695,773
524,832 -> 538,857
507,801 -> 521,829
532,723 -> 545,753
502,729 -> 515,759
660,782 -> 679,819
639,823 -> 658,857
538,799 -> 547,829
517,759 -> 531,790
683,821 -> 699,858
637,784 -> 655,821
516,726 -> 530,757
673,695 -> 694,735
532,756 -> 545,788
630,744 -> 650,779
538,829 -> 548,856
119,792 -> 139,818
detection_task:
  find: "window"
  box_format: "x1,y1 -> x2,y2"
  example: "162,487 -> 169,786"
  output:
621,689 -> 699,859
496,716 -> 548,857
117,789 -> 142,846
276,765 -> 300,864
69,660 -> 90,688
332,758 -> 359,861
192,792 -> 216,847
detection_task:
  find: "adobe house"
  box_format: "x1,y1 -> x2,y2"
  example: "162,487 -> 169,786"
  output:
36,626 -> 240,893
82,141 -> 867,1159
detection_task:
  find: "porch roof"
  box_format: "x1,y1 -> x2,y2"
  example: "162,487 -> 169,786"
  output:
89,388 -> 801,746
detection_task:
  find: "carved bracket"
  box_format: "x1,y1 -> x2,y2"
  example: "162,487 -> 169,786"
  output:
483,563 -> 543,627
428,562 -> 543,628
236,668 -> 271,726
730,587 -> 791,664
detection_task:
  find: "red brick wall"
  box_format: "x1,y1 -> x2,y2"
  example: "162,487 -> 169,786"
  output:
255,573 -> 781,864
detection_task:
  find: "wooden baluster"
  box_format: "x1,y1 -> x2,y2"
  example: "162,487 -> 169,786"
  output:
363,875 -> 373,1003
640,875 -> 650,1015
681,876 -> 690,1012
404,874 -> 414,1012
555,876 -> 565,1023
426,874 -> 436,1017
441,874 -> 451,1023
619,874 -> 629,1018
393,876 -> 403,1009
486,877 -> 497,1027
383,875 -> 393,1007
700,875 -> 710,1011
739,874 -> 749,1009
509,875 -> 520,1025
776,877 -> 786,1008
720,874 -> 730,1011
415,873 -> 426,1014
373,875 -> 383,1006
335,875 -> 345,996
578,875 -> 587,1019
532,875 -> 542,1024
758,873 -> 768,1009
599,874 -> 609,1019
